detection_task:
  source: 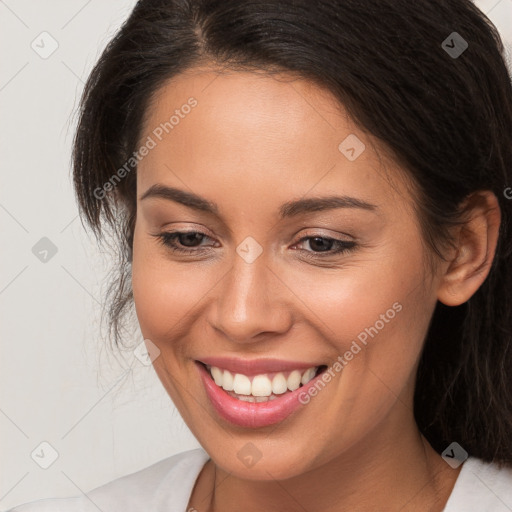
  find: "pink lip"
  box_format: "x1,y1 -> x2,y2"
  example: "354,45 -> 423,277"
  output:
197,356 -> 318,376
196,361 -> 326,428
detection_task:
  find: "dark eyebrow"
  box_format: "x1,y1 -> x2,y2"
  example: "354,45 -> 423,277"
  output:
140,184 -> 220,215
279,195 -> 377,217
139,184 -> 378,218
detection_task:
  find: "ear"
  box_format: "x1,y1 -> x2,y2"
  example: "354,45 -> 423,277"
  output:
437,190 -> 501,307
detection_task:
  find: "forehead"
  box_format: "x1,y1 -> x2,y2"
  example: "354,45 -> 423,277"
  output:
137,67 -> 413,217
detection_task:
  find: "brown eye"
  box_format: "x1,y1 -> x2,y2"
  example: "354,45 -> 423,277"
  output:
176,232 -> 206,247
294,236 -> 356,256
152,231 -> 216,255
307,237 -> 335,252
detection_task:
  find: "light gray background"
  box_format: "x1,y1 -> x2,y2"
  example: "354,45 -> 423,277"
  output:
1,0 -> 511,509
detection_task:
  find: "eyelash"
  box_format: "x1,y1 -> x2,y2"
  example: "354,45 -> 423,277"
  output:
152,231 -> 357,258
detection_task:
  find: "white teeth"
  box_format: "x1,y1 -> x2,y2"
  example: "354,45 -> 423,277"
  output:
271,373 -> 288,395
301,367 -> 316,385
222,370 -> 234,391
252,375 -> 273,397
228,394 -> 273,403
211,366 -> 223,386
237,394 -> 256,402
233,373 -> 252,395
287,370 -> 302,391
207,365 -> 319,398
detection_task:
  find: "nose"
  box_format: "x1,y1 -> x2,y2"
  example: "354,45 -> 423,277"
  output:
210,250 -> 293,344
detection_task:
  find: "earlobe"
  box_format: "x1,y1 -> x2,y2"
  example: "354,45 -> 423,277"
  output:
437,190 -> 501,307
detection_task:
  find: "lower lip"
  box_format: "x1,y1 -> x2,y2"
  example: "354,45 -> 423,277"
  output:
196,362 -> 325,428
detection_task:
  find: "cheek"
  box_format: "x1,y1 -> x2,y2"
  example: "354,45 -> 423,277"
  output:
283,252 -> 425,350
131,231 -> 214,343
291,240 -> 433,382
295,259 -> 433,441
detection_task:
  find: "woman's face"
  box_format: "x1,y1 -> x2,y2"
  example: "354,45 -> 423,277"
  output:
132,68 -> 442,479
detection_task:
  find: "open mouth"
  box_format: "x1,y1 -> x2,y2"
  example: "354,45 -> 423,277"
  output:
197,361 -> 328,403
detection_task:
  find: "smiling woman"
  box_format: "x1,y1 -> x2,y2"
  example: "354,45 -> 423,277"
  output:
10,0 -> 512,511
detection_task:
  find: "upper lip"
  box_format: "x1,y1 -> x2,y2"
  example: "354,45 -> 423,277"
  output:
197,356 -> 321,375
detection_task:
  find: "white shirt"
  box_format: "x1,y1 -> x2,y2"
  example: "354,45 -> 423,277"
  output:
8,448 -> 512,511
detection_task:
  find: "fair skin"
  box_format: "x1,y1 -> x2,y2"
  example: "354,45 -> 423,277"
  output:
131,67 -> 501,512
